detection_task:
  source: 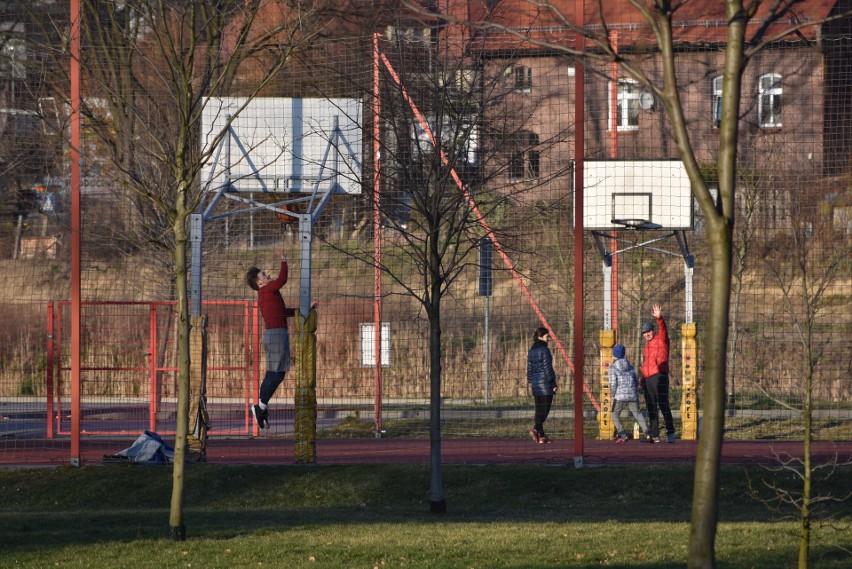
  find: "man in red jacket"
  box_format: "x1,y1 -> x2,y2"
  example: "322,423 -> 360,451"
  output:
641,303 -> 676,443
245,250 -> 296,429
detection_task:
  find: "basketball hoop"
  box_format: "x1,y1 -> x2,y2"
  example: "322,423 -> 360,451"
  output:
582,161 -> 694,232
276,204 -> 299,224
611,219 -> 662,230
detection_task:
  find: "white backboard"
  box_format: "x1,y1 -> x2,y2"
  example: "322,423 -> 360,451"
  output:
582,160 -> 693,230
201,97 -> 362,194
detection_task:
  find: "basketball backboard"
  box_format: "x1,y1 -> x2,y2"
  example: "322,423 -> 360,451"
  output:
581,160 -> 693,230
200,97 -> 362,194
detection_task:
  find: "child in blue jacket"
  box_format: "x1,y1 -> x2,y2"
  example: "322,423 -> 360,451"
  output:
609,344 -> 651,443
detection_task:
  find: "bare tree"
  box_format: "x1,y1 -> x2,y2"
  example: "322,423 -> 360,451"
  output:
751,191 -> 852,568
419,0 -> 851,565
333,17 -> 574,511
29,0 -> 323,539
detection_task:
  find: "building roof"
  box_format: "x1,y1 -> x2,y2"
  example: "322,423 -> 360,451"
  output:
463,0 -> 839,52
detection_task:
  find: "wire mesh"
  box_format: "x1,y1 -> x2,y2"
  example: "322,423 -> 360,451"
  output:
0,1 -> 850,466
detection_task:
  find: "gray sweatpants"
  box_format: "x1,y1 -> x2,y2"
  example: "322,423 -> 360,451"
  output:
264,328 -> 291,373
612,399 -> 649,438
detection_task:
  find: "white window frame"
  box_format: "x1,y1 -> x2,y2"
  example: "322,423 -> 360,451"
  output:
610,79 -> 640,131
711,75 -> 723,127
385,26 -> 429,43
509,132 -> 540,182
513,66 -> 532,93
448,68 -> 476,93
758,73 -> 782,128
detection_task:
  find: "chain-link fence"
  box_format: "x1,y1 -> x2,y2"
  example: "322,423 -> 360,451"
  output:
1,1 -> 849,466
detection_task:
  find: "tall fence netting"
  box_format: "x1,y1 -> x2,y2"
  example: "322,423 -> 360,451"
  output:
0,2 -> 849,465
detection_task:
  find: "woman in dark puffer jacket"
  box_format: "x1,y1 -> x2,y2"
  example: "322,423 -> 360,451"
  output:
527,327 -> 558,443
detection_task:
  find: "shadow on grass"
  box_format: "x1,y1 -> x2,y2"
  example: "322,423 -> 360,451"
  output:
1,463 -> 850,559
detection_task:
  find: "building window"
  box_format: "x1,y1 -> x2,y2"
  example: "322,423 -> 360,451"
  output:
442,68 -> 476,94
509,132 -> 540,181
610,79 -> 640,130
711,75 -> 723,127
758,73 -> 782,128
385,26 -> 429,43
514,66 -> 532,93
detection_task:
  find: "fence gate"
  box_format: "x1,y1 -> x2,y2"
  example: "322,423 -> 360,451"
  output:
50,301 -> 254,437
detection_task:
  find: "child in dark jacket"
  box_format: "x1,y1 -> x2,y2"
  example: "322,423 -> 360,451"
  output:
527,327 -> 558,443
609,344 -> 651,443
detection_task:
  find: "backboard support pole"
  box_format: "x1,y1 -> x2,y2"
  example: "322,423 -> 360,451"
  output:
190,118 -> 357,317
675,231 -> 695,324
592,234 -> 613,330
190,214 -> 203,317
298,215 -> 313,319
190,108 -> 359,465
591,229 -> 695,327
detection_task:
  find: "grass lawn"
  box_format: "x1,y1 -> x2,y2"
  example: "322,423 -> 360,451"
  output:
1,463 -> 850,568
320,414 -> 852,441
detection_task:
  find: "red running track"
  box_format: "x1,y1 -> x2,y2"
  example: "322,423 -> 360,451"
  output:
2,438 -> 850,467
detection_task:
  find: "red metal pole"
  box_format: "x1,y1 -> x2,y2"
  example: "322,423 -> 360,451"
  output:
251,302 -> 260,436
69,0 -> 82,465
244,301 -> 251,435
573,0 -> 586,464
372,33 -> 384,435
46,302 -> 55,439
609,32 -> 619,158
609,31 -> 619,334
149,304 -> 158,431
55,304 -> 65,434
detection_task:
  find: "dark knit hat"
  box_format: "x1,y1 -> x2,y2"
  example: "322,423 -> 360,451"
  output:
612,344 -> 626,359
641,322 -> 654,333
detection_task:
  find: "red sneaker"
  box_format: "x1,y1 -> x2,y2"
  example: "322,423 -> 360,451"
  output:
529,428 -> 541,443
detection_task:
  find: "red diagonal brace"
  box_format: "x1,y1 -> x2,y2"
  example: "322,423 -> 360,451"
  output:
380,53 -> 599,412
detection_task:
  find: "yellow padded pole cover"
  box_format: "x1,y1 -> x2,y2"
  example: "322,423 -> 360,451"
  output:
598,329 -> 616,440
188,315 -> 209,459
680,322 -> 698,440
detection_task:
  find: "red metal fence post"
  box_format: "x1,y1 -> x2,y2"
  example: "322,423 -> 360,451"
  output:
372,32 -> 383,436
251,301 -> 260,436
46,302 -> 54,439
149,303 -> 158,431
573,0 -> 587,466
244,301 -> 251,435
69,0 -> 82,467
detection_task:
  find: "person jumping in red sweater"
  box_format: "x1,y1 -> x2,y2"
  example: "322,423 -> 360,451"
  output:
245,251 -> 296,430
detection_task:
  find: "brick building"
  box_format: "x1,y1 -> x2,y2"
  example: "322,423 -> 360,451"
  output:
444,0 -> 852,208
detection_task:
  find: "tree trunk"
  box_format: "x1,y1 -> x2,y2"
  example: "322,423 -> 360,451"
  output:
169,185 -> 191,539
688,228 -> 732,567
799,353 -> 814,568
428,297 -> 446,513
683,5 -> 745,564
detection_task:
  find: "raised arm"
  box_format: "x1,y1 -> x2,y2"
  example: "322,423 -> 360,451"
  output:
267,251 -> 289,291
651,304 -> 667,341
